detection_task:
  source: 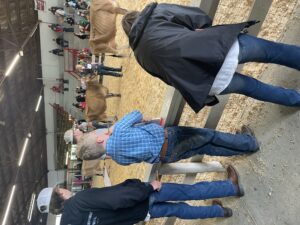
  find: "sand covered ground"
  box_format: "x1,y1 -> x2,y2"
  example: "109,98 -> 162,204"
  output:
92,0 -> 298,224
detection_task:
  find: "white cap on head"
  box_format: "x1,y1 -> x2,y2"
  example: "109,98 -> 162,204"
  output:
37,188 -> 54,213
64,129 -> 73,144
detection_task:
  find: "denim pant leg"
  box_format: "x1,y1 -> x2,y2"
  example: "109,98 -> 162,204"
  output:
63,28 -> 74,32
97,68 -> 122,77
220,72 -> 300,107
164,127 -> 259,162
99,65 -> 122,72
149,202 -> 224,219
238,34 -> 300,71
148,180 -> 236,219
150,180 -> 237,202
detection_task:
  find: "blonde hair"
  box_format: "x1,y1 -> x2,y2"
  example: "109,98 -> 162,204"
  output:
76,132 -> 106,160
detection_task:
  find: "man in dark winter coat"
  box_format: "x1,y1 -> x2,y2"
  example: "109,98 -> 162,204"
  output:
37,165 -> 244,225
53,37 -> 69,47
122,3 -> 300,113
49,48 -> 64,56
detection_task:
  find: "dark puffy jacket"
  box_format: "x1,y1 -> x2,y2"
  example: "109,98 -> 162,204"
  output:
60,179 -> 154,225
129,3 -> 257,113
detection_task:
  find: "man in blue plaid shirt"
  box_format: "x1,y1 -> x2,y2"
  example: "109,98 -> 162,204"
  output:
77,110 -> 259,165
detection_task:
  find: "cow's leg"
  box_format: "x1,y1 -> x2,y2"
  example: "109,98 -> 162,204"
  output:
109,39 -> 117,50
106,53 -> 129,58
106,93 -> 121,98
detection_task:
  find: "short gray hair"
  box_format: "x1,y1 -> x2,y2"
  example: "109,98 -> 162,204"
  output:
76,132 -> 106,160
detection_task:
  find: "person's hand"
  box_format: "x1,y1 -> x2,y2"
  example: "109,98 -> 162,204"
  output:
150,180 -> 162,191
142,117 -> 152,122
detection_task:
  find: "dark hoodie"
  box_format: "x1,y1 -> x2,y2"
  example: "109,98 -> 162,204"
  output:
129,3 -> 257,113
60,179 -> 154,225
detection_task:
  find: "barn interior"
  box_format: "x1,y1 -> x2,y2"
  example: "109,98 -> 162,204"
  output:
0,0 -> 299,225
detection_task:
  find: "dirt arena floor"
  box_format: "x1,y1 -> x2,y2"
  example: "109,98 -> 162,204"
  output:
93,0 -> 298,224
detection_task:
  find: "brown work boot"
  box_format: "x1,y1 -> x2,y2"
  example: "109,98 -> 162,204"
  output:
235,125 -> 254,136
240,125 -> 255,136
212,200 -> 233,218
240,125 -> 260,152
227,165 -> 245,197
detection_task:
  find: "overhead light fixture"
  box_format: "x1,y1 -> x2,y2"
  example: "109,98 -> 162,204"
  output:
1,185 -> 16,225
2,21 -> 39,79
35,95 -> 43,112
4,54 -> 20,77
18,137 -> 30,166
27,193 -> 36,222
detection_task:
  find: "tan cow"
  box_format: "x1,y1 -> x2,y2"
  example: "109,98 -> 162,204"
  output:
85,78 -> 120,122
89,0 -> 127,55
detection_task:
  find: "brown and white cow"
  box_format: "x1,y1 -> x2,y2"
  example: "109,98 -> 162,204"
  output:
89,0 -> 127,55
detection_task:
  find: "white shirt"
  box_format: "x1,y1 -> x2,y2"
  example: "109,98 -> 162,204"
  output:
55,9 -> 65,17
209,39 -> 239,95
144,212 -> 151,222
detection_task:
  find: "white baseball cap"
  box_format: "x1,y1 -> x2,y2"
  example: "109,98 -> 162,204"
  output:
64,129 -> 73,144
37,188 -> 54,213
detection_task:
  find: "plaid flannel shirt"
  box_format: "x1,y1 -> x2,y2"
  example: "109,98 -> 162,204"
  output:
106,110 -> 165,165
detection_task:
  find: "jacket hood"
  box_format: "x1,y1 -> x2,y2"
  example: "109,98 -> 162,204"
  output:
129,2 -> 157,50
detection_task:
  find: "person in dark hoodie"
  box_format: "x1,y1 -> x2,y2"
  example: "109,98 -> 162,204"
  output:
37,165 -> 244,225
52,37 -> 69,47
122,3 -> 300,113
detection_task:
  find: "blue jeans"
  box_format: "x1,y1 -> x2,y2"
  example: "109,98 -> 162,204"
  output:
99,65 -> 122,72
163,126 -> 259,163
220,34 -> 300,106
97,67 -> 123,77
63,28 -> 74,32
149,180 -> 237,219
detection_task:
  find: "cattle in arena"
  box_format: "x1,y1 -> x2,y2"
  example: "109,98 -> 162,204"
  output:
89,0 -> 127,55
85,78 -> 120,122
